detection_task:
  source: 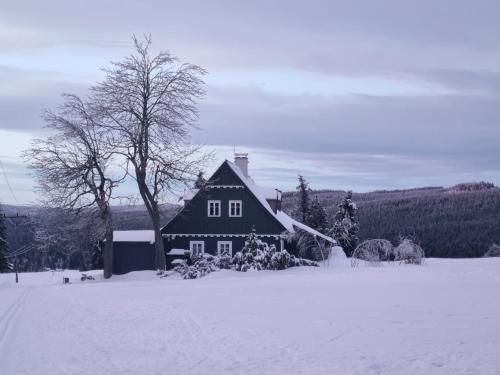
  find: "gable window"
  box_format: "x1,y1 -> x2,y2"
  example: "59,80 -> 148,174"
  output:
190,241 -> 205,256
229,200 -> 242,217
207,200 -> 221,217
217,241 -> 232,256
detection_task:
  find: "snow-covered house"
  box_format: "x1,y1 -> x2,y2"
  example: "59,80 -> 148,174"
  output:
112,154 -> 334,274
161,154 -> 334,260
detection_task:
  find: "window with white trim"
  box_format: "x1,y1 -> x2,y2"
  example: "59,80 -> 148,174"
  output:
207,200 -> 221,217
217,241 -> 232,256
229,200 -> 242,217
190,241 -> 205,256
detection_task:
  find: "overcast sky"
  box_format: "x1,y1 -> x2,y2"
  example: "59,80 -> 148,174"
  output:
1,0 -> 500,204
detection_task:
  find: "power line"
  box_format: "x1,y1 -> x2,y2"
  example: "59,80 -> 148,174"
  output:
0,160 -> 20,205
5,244 -> 35,259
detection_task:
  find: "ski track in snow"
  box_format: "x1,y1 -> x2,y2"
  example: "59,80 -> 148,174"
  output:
1,258 -> 500,375
0,287 -> 31,343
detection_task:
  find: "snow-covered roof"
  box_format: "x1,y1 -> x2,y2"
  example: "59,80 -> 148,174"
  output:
276,211 -> 335,243
226,161 -> 280,218
179,189 -> 199,202
227,161 -> 335,244
113,230 -> 155,244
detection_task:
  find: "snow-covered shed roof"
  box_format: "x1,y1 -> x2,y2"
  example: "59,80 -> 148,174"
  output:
227,161 -> 335,244
113,230 -> 155,244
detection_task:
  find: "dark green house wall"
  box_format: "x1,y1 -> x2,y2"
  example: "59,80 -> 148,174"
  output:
162,161 -> 286,236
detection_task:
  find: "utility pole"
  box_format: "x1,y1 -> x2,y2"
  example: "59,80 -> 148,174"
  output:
3,213 -> 28,284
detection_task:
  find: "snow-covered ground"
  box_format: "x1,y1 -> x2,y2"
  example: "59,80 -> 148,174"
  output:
1,258 -> 500,375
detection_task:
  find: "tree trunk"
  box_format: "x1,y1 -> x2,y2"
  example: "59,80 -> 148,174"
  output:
152,213 -> 166,270
103,214 -> 114,279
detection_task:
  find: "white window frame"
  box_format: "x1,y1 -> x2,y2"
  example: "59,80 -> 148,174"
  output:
190,241 -> 205,256
228,200 -> 242,217
217,241 -> 232,256
207,200 -> 221,217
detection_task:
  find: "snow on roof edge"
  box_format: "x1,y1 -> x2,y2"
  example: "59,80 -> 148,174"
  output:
113,230 -> 155,244
227,161 -> 335,244
276,211 -> 336,243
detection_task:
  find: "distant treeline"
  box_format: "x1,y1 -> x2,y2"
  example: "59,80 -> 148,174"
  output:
3,182 -> 499,271
2,204 -> 178,272
282,183 -> 500,258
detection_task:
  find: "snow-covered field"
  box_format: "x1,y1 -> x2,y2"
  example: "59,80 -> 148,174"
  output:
1,258 -> 500,375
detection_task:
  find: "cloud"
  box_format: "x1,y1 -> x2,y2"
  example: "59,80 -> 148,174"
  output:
195,86 -> 500,159
1,0 -> 500,203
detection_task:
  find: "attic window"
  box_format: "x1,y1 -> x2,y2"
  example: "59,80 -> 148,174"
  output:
208,200 -> 221,217
229,200 -> 242,217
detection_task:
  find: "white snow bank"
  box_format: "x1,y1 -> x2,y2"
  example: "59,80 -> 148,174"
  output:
2,257 -> 500,375
113,230 -> 155,243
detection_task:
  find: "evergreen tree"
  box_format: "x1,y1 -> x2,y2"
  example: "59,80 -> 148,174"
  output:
331,191 -> 359,257
0,205 -> 11,272
307,197 -> 329,234
296,175 -> 311,223
194,171 -> 206,189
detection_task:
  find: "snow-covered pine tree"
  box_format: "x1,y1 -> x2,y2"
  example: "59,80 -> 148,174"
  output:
232,229 -> 268,271
194,171 -> 206,189
307,197 -> 329,234
296,174 -> 311,223
331,191 -> 359,257
0,204 -> 11,272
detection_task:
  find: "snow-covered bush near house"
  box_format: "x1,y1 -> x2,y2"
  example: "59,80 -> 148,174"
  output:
269,249 -> 291,270
484,243 -> 500,257
232,232 -> 319,272
351,239 -> 394,267
290,255 -> 320,267
394,238 -> 425,265
174,254 -> 218,279
214,251 -> 232,269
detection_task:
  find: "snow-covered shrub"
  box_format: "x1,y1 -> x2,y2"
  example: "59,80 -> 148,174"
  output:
232,232 -> 269,271
232,231 -> 319,272
484,244 -> 500,257
351,239 -> 394,267
270,250 -> 291,270
290,255 -> 319,267
394,238 -> 425,265
214,251 -> 232,269
174,254 -> 218,279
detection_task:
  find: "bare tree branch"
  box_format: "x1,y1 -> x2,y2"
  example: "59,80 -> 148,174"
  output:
91,35 -> 211,270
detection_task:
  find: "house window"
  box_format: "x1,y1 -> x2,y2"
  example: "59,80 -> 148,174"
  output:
217,241 -> 232,256
190,241 -> 205,256
207,200 -> 221,217
229,200 -> 242,217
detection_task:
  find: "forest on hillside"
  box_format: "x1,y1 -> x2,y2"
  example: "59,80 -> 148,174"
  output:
2,183 -> 499,271
282,183 -> 500,258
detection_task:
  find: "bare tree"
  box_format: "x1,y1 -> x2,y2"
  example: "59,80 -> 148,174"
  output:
92,35 -> 208,270
25,94 -> 122,278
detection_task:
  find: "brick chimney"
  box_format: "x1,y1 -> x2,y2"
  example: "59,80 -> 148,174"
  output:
234,153 -> 249,177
